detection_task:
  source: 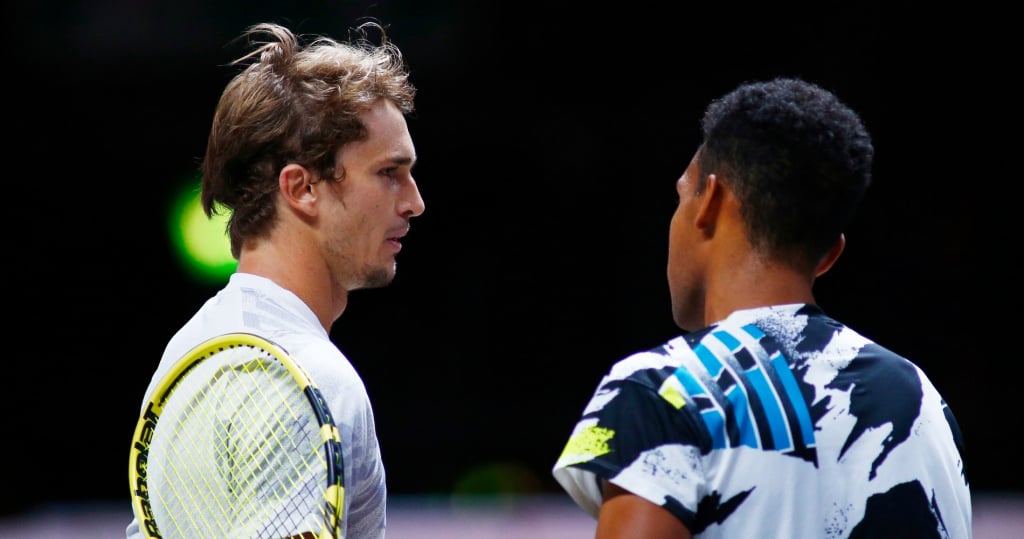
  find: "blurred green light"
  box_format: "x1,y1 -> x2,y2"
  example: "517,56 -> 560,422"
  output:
169,181 -> 236,284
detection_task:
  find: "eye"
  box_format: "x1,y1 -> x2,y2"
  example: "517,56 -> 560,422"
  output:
379,167 -> 400,184
379,166 -> 409,192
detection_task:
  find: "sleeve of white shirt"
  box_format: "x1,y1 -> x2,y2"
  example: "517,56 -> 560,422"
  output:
300,339 -> 388,539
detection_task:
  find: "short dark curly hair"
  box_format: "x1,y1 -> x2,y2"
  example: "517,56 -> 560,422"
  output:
697,77 -> 874,269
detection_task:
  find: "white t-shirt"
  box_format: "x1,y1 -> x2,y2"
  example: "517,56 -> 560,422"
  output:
127,272 -> 386,539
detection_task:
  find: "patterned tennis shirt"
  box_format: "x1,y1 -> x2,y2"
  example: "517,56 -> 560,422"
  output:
553,303 -> 971,538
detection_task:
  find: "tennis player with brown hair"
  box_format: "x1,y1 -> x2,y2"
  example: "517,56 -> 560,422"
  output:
127,20 -> 423,539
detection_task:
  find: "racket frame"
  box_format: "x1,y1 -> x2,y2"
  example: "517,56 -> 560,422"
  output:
128,332 -> 345,539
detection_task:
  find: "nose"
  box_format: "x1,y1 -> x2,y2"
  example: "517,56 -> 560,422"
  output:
400,177 -> 425,218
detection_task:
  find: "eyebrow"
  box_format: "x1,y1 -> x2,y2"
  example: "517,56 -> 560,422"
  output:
382,155 -> 416,169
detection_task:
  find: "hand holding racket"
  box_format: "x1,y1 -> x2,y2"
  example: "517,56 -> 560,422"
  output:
129,333 -> 345,539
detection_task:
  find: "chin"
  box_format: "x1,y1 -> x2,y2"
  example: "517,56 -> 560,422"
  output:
361,267 -> 396,289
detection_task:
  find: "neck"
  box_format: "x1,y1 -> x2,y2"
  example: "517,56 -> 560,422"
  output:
236,240 -> 347,331
702,252 -> 817,327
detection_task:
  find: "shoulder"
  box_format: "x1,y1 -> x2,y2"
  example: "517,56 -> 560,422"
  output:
596,331 -> 713,394
274,334 -> 363,394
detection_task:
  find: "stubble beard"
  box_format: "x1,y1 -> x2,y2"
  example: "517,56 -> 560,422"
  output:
359,263 -> 396,289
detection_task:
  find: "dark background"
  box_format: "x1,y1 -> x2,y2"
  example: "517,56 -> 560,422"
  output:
7,0 -> 1018,517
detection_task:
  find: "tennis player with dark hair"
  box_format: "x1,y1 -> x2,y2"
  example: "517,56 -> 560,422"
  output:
127,21 -> 423,539
552,78 -> 971,538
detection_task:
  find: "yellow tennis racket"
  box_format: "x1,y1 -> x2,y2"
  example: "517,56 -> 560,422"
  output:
129,333 -> 345,539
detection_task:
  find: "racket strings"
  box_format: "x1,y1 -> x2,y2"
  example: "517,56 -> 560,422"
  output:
148,344 -> 331,538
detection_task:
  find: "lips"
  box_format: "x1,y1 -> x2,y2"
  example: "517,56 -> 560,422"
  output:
386,225 -> 410,251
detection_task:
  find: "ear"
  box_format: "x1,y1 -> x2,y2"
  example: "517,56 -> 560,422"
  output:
694,173 -> 725,233
814,233 -> 846,277
279,163 -> 318,216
